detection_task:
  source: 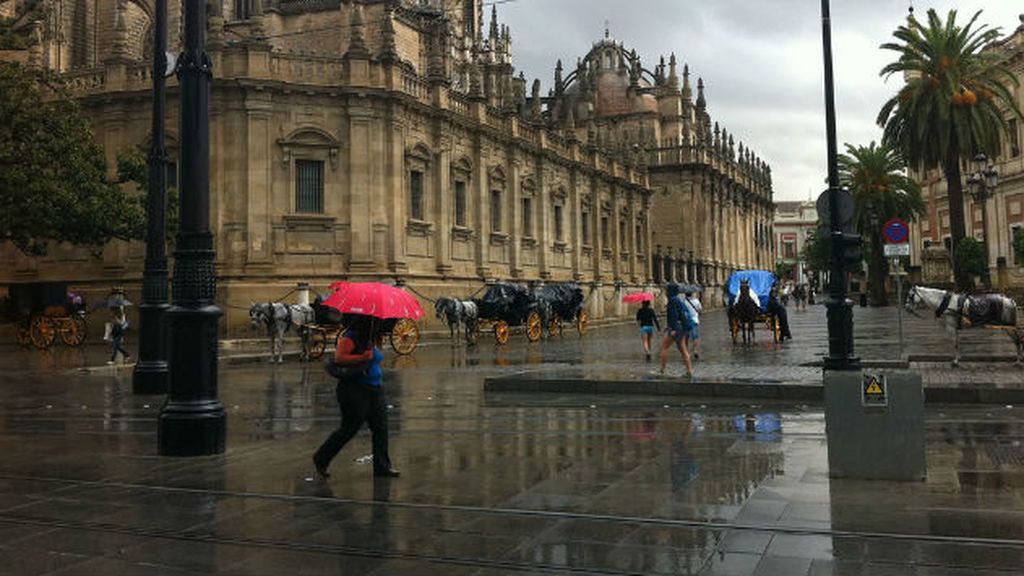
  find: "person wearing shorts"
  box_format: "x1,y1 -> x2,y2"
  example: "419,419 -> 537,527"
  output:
659,284 -> 694,378
635,300 -> 660,361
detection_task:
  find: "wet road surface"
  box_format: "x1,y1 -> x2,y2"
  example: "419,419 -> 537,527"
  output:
0,305 -> 1022,574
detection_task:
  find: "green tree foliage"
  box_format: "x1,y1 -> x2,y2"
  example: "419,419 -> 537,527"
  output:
801,229 -> 830,275
116,150 -> 179,246
877,9 -> 1023,289
1015,229 -> 1024,267
955,237 -> 986,278
0,61 -> 143,255
839,142 -> 924,306
775,262 -> 795,281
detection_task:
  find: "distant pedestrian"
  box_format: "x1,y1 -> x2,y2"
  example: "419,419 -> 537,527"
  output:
635,300 -> 660,361
314,315 -> 400,480
107,306 -> 130,365
684,289 -> 702,360
794,284 -> 807,310
659,284 -> 694,378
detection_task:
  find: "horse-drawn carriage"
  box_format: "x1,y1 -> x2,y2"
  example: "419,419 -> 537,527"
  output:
4,282 -> 87,349
303,307 -> 419,360
535,282 -> 588,338
471,283 -> 544,345
725,270 -> 781,344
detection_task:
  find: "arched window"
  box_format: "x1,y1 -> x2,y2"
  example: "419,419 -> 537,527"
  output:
489,166 -> 507,233
452,157 -> 472,228
406,143 -> 432,222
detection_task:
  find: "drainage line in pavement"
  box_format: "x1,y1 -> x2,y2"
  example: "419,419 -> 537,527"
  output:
0,513 -> 624,576
2,473 -> 1024,549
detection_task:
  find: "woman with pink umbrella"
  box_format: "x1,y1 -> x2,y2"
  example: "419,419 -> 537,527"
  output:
312,283 -> 423,480
624,292 -> 659,361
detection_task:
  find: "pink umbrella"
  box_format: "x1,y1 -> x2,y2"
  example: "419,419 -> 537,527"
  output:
622,292 -> 654,303
322,282 -> 425,320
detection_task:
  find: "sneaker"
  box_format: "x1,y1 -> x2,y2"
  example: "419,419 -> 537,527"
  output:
106,360 -> 115,365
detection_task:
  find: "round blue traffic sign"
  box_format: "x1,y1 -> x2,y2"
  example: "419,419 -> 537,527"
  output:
883,218 -> 909,244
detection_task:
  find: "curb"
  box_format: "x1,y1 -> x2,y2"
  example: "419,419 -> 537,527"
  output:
483,376 -> 1024,405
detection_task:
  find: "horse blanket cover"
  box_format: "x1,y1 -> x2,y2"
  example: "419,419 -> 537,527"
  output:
726,270 -> 775,312
475,283 -> 535,325
937,292 -> 1017,327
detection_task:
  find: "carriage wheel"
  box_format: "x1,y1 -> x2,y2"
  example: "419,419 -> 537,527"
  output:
30,316 -> 55,349
16,321 -> 31,347
526,312 -> 542,342
390,318 -> 419,356
306,329 -> 328,360
549,318 -> 563,338
769,316 -> 781,343
493,321 -> 510,345
60,316 -> 87,347
576,311 -> 589,337
730,318 -> 740,345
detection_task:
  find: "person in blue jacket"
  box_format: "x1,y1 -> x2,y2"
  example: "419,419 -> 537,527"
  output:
659,284 -> 694,377
314,315 -> 399,479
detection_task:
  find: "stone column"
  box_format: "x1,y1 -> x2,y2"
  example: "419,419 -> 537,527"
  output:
435,136 -> 453,275
509,155 -> 522,278
537,160 -> 551,279
570,169 -> 582,280
244,93 -> 273,265
473,135 -> 489,278
386,113 -> 407,273
348,105 -> 376,271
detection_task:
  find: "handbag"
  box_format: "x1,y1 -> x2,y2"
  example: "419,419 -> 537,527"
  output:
324,357 -> 368,380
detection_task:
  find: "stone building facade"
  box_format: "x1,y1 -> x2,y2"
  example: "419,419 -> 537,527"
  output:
2,0 -> 773,334
909,15 -> 1024,293
773,200 -> 818,286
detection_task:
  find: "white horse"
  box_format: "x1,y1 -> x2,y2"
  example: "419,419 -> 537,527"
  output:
905,285 -> 1023,367
249,302 -> 315,363
434,297 -> 478,344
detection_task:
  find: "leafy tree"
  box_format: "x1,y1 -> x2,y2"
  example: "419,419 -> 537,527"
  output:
1015,228 -> 1024,267
955,237 -> 986,279
877,9 -> 1023,290
839,142 -> 924,306
801,229 -> 830,276
0,61 -> 143,255
116,150 -> 179,247
775,262 -> 795,281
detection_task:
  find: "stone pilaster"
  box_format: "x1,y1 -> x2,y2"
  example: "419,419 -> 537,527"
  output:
244,93 -> 273,266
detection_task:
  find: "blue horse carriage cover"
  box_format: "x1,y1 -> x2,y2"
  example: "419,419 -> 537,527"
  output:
725,270 -> 775,312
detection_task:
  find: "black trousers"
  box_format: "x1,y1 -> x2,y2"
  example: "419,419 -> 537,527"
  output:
314,381 -> 392,472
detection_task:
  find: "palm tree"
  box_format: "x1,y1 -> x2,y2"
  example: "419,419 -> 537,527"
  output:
877,8 -> 1022,289
839,142 -> 924,306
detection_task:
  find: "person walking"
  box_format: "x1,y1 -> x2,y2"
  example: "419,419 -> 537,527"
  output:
107,306 -> 130,365
768,286 -> 793,340
659,284 -> 694,378
684,289 -> 702,360
314,315 -> 400,479
635,300 -> 660,361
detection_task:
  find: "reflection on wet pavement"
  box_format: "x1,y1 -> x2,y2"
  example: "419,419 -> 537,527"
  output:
0,306 -> 1022,574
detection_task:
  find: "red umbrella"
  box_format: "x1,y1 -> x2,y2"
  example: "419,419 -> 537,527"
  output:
622,292 -> 654,303
322,282 -> 424,320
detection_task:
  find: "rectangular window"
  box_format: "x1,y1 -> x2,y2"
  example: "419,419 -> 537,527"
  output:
522,197 -> 533,237
410,170 -> 424,221
295,160 -> 324,214
1012,226 -> 1023,265
1009,119 -> 1020,158
601,216 -> 609,247
635,224 -> 643,251
619,219 -> 627,250
454,181 -> 467,227
554,205 -> 564,241
581,211 -> 590,245
490,190 -> 502,232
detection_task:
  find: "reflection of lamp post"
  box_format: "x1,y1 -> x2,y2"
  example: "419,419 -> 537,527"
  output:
968,153 -> 998,287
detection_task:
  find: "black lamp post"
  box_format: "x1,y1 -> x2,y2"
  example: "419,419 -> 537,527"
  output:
158,0 -> 226,456
133,0 -> 169,395
820,0 -> 859,370
968,153 -> 998,288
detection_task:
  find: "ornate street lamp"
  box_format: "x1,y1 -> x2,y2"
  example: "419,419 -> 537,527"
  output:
158,0 -> 226,456
133,0 -> 169,395
968,153 -> 998,287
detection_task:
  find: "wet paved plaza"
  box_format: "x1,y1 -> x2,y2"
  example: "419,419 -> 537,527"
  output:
0,305 -> 1023,574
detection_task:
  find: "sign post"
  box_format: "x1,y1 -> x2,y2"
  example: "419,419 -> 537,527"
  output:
883,217 -> 910,361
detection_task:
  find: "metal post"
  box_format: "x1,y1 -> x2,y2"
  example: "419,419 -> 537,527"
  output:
980,195 -> 991,288
133,0 -> 170,395
820,0 -> 859,370
158,0 -> 226,456
894,258 -> 903,360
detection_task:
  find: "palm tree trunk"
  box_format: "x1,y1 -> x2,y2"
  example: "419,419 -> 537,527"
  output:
869,230 -> 889,306
943,150 -> 969,290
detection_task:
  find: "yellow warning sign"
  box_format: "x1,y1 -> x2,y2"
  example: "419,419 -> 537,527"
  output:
862,373 -> 888,407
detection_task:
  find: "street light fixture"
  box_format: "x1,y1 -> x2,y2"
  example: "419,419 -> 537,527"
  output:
968,153 -> 998,287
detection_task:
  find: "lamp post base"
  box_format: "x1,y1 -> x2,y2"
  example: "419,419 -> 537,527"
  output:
133,361 -> 169,395
824,295 -> 860,371
132,301 -> 170,395
158,400 -> 226,456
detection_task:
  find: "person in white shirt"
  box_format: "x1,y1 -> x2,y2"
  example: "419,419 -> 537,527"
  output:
683,288 -> 702,359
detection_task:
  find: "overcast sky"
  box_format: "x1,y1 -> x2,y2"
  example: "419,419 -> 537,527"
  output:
498,1 -> 1024,202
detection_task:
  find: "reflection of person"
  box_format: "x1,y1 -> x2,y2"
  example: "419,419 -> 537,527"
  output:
659,284 -> 694,377
314,315 -> 400,479
635,300 -> 660,361
107,306 -> 130,365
